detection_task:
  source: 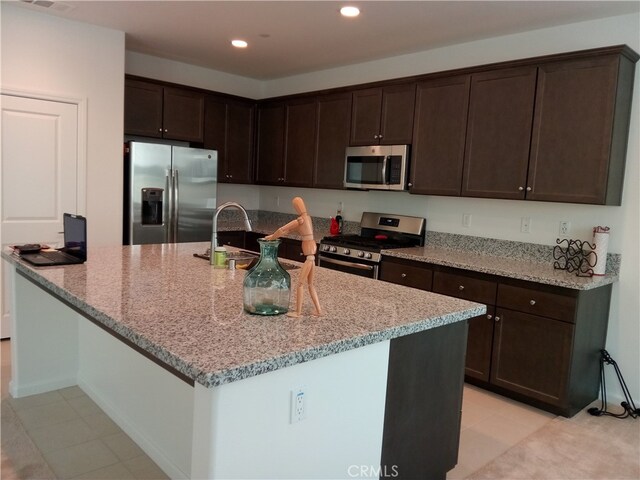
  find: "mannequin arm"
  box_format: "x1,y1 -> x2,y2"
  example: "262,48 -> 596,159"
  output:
264,218 -> 303,240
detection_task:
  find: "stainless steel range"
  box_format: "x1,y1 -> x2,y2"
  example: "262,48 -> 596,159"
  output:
318,212 -> 426,279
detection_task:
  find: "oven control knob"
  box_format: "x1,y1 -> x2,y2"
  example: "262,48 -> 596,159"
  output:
357,251 -> 364,258
365,252 -> 372,259
343,248 -> 351,255
322,245 -> 330,252
330,246 -> 337,253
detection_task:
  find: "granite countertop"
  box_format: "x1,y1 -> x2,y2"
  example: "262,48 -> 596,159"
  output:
383,246 -> 617,290
2,243 -> 484,388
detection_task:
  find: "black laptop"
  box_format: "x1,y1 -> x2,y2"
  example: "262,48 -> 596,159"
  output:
21,213 -> 87,266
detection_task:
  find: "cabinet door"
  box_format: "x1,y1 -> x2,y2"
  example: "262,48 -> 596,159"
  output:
124,79 -> 163,138
461,67 -> 537,199
256,103 -> 286,184
284,99 -> 316,187
379,84 -> 416,145
379,258 -> 433,290
314,93 -> 351,189
350,88 -> 383,145
204,96 -> 228,178
226,101 -> 255,184
527,56 -> 620,204
465,307 -> 496,382
216,231 -> 245,248
163,87 -> 205,142
410,75 -> 470,195
491,309 -> 573,406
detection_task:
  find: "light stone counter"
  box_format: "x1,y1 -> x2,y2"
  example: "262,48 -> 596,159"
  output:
3,242 -> 484,388
383,246 -> 617,290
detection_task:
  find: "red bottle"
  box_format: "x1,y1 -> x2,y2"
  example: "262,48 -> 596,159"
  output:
330,217 -> 340,235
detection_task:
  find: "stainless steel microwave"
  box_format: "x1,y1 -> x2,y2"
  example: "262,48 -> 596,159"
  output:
344,145 -> 410,191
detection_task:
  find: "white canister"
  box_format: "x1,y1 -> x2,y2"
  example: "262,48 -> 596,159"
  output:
591,226 -> 610,276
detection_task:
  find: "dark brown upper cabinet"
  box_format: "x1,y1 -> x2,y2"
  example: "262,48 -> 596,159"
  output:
204,96 -> 255,184
256,102 -> 286,184
350,84 -> 416,146
410,75 -> 471,196
527,54 -> 636,205
314,92 -> 352,189
125,78 -> 204,143
461,67 -> 538,200
283,98 -> 317,187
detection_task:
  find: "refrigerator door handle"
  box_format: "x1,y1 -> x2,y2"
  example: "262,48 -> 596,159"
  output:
173,169 -> 180,243
165,170 -> 173,243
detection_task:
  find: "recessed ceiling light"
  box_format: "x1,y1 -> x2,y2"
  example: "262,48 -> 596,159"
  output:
231,39 -> 248,48
340,6 -> 360,17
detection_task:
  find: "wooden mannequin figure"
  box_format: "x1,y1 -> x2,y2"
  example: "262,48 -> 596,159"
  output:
264,197 -> 322,317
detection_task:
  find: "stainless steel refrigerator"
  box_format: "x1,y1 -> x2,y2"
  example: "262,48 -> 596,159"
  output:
124,141 -> 217,245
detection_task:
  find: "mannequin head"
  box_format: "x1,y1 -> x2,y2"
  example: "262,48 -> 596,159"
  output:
292,197 -> 307,215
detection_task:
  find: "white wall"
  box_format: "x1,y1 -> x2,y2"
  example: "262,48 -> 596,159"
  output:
126,51 -> 262,99
1,4 -> 125,247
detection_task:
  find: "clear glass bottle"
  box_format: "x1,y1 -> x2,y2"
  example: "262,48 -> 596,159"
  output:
243,239 -> 291,315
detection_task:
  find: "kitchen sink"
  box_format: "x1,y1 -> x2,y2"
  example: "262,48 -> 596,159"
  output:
193,250 -> 299,270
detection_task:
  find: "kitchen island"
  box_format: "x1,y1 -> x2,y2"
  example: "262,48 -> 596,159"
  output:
3,243 -> 484,479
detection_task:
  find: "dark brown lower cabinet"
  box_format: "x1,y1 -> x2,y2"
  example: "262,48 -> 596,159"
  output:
380,255 -> 613,417
490,308 -> 573,407
465,307 -> 496,382
381,321 -> 467,480
216,231 -> 245,249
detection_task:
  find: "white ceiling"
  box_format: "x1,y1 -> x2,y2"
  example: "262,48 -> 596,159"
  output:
14,0 -> 640,79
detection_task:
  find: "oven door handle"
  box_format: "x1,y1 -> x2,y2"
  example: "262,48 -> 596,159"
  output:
319,256 -> 376,271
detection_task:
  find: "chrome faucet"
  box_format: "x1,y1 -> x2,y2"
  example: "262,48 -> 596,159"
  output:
210,202 -> 252,265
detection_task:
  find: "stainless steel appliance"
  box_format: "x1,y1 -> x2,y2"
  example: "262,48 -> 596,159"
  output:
344,145 -> 410,191
124,141 -> 217,245
318,212 -> 425,279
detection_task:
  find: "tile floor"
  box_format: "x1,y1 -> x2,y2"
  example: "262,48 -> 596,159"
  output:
0,339 -> 570,480
1,340 -> 168,480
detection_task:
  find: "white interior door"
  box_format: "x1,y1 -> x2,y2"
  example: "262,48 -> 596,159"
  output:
1,94 -> 79,338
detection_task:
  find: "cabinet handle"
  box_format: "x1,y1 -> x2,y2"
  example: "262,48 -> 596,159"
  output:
459,285 -> 465,291
158,128 -> 163,133
401,273 -> 407,278
164,129 -> 168,133
407,182 -> 413,188
229,174 -> 233,179
518,186 -> 524,191
526,186 -> 532,192
530,299 -> 536,306
487,314 -> 493,320
495,316 -> 501,322
374,134 -> 379,139
379,134 -> 383,139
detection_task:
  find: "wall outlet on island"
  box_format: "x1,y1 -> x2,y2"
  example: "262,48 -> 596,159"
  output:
559,221 -> 571,236
290,386 -> 307,423
462,213 -> 472,228
520,217 -> 531,233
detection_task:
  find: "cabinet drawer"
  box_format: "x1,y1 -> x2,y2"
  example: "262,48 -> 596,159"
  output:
433,271 -> 497,304
497,284 -> 576,323
380,260 -> 433,291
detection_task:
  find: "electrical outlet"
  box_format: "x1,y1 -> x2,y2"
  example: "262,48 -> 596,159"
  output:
275,196 -> 280,207
290,386 -> 306,423
462,213 -> 472,228
521,217 -> 531,233
338,201 -> 344,214
559,221 -> 571,236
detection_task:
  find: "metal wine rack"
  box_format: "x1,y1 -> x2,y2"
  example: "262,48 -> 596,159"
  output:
553,238 -> 597,277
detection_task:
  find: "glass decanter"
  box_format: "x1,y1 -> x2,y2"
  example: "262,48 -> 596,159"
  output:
243,239 -> 291,315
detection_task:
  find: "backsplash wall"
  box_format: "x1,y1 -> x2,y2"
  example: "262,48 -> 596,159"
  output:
219,183 -> 629,254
